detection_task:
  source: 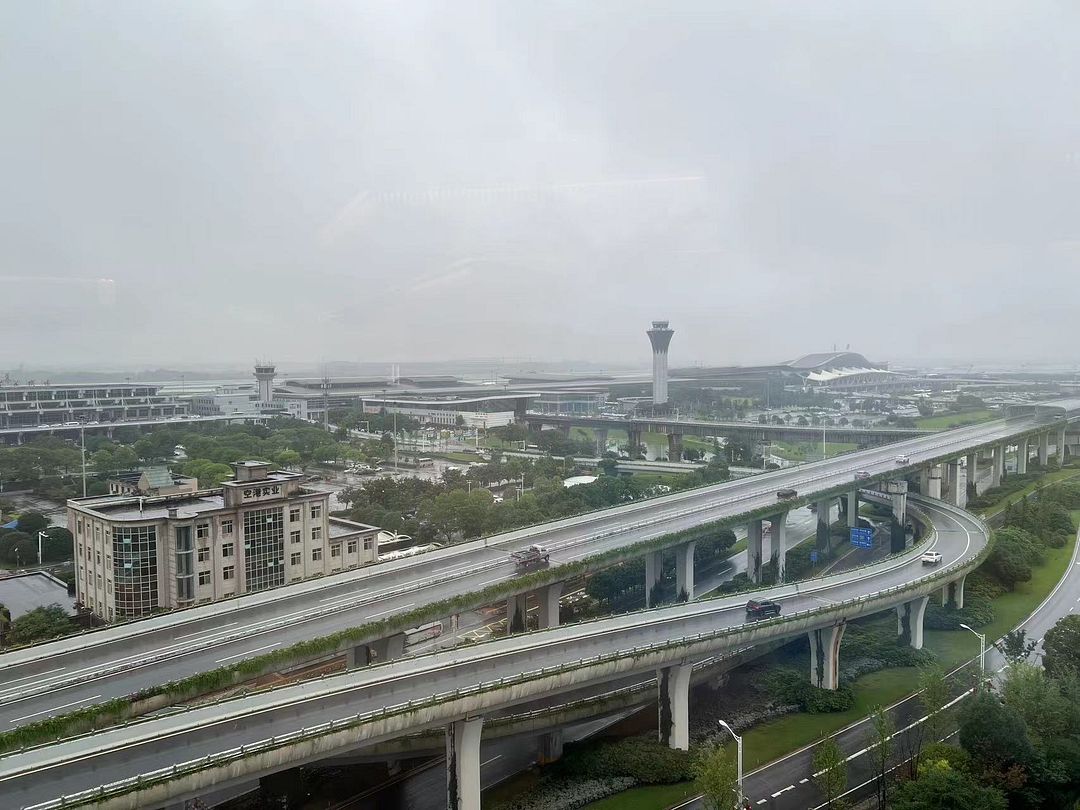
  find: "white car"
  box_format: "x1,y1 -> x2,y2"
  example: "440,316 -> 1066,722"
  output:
921,551 -> 943,566
894,454 -> 910,465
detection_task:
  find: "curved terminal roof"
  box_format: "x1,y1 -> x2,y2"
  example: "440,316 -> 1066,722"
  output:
784,351 -> 875,371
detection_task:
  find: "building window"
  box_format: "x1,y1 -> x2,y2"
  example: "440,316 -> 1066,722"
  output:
221,519 -> 233,535
311,526 -> 322,541
347,539 -> 357,554
290,552 -> 302,566
243,508 -> 285,593
310,505 -> 322,520
198,571 -> 211,586
290,508 -> 301,523
331,544 -> 341,558
221,542 -> 234,558
290,530 -> 301,545
363,536 -> 374,551
197,548 -> 210,563
196,524 -> 209,540
311,547 -> 323,562
96,551 -> 101,566
77,519 -> 83,536
96,573 -> 102,587
223,566 -> 235,581
113,525 -> 159,619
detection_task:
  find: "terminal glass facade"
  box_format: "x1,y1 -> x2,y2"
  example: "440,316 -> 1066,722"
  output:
113,525 -> 159,618
174,526 -> 194,605
244,507 -> 285,592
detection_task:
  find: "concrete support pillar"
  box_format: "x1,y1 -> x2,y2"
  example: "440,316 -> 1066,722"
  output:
675,541 -> 696,601
506,593 -> 528,634
657,663 -> 693,750
928,464 -> 942,500
446,717 -> 484,810
595,428 -> 609,457
846,490 -> 859,529
941,574 -> 967,609
1039,432 -> 1049,466
895,595 -> 929,650
747,519 -> 764,584
628,429 -> 643,459
816,498 -> 831,552
992,444 -> 1004,488
1058,426 -> 1067,467
538,729 -> 564,764
346,632 -> 406,667
538,582 -> 562,629
644,550 -> 663,607
808,623 -> 846,691
919,467 -> 933,497
1017,437 -> 1028,475
771,512 -> 788,582
966,453 -> 978,496
667,433 -> 683,462
947,461 -> 962,506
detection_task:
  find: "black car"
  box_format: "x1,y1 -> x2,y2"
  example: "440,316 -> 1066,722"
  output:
745,598 -> 782,620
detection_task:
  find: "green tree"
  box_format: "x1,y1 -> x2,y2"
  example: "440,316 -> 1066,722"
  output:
695,742 -> 739,810
812,738 -> 847,808
7,604 -> 75,645
918,663 -> 950,751
15,512 -> 49,534
1042,614 -> 1080,678
0,531 -> 35,566
997,629 -> 1036,665
41,527 -> 74,562
273,449 -> 302,469
891,763 -> 1006,810
958,689 -> 1035,783
0,603 -> 10,646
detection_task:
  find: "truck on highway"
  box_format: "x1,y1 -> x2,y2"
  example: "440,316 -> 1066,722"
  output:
510,544 -> 550,569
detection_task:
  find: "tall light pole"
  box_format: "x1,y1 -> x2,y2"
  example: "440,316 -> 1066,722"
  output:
36,530 -> 47,566
960,623 -> 987,676
717,719 -> 744,808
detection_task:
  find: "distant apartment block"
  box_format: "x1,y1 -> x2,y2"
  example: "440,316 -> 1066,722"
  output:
69,461 -> 379,622
0,382 -> 189,428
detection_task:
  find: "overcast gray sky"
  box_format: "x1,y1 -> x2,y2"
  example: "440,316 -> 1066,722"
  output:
2,1 -> 1078,370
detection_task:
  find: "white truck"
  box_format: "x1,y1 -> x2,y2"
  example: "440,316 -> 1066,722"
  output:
510,544 -> 550,569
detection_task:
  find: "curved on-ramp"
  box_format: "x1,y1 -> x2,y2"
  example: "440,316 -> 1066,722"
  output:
0,496 -> 988,810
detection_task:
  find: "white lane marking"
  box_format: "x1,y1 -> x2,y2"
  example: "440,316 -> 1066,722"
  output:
772,785 -> 795,797
481,755 -> 502,767
175,622 -> 236,640
799,778 -> 809,783
477,578 -> 505,587
0,667 -> 65,686
215,643 -> 279,664
11,695 -> 101,724
369,604 -> 414,619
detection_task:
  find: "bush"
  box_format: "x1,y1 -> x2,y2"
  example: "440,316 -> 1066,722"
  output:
842,622 -> 935,668
925,595 -> 994,630
552,737 -> 697,784
764,669 -> 856,713
493,777 -> 636,810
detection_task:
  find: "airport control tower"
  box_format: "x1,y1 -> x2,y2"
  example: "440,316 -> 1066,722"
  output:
254,363 -> 276,408
647,320 -> 674,406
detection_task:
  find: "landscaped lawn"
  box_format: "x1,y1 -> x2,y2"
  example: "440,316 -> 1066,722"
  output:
915,410 -> 995,430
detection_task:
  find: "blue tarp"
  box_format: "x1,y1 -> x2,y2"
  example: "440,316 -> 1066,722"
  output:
1,519 -> 17,530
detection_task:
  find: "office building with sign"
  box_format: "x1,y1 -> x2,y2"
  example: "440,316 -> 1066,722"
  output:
68,461 -> 379,622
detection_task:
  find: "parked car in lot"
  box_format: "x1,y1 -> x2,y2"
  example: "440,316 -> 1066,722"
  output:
921,551 -> 943,566
776,488 -> 798,501
894,454 -> 910,464
745,598 -> 782,620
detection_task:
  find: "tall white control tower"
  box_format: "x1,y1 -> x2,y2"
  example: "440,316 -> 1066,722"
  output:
254,363 -> 276,408
647,320 -> 674,405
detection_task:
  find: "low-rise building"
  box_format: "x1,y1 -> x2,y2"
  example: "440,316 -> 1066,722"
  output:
69,461 -> 379,622
107,467 -> 199,497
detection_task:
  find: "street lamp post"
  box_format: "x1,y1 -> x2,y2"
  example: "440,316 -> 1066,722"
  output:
717,719 -> 744,808
960,623 -> 987,676
36,531 -> 47,566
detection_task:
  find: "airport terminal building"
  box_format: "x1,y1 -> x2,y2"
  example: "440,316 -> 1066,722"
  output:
69,461 -> 379,621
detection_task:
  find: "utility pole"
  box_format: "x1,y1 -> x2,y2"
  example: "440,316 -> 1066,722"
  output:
37,531 -> 47,566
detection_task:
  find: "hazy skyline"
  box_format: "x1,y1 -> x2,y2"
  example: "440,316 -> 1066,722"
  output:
3,1 -> 1079,369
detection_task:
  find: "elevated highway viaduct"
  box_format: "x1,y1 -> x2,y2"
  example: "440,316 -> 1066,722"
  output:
0,497 -> 987,810
0,407 -> 1076,732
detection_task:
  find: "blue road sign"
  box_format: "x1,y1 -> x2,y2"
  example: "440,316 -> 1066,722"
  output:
850,527 -> 874,549
810,550 -> 819,563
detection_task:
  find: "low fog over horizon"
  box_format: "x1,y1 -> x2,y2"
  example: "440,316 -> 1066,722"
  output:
3,2 -> 1079,369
